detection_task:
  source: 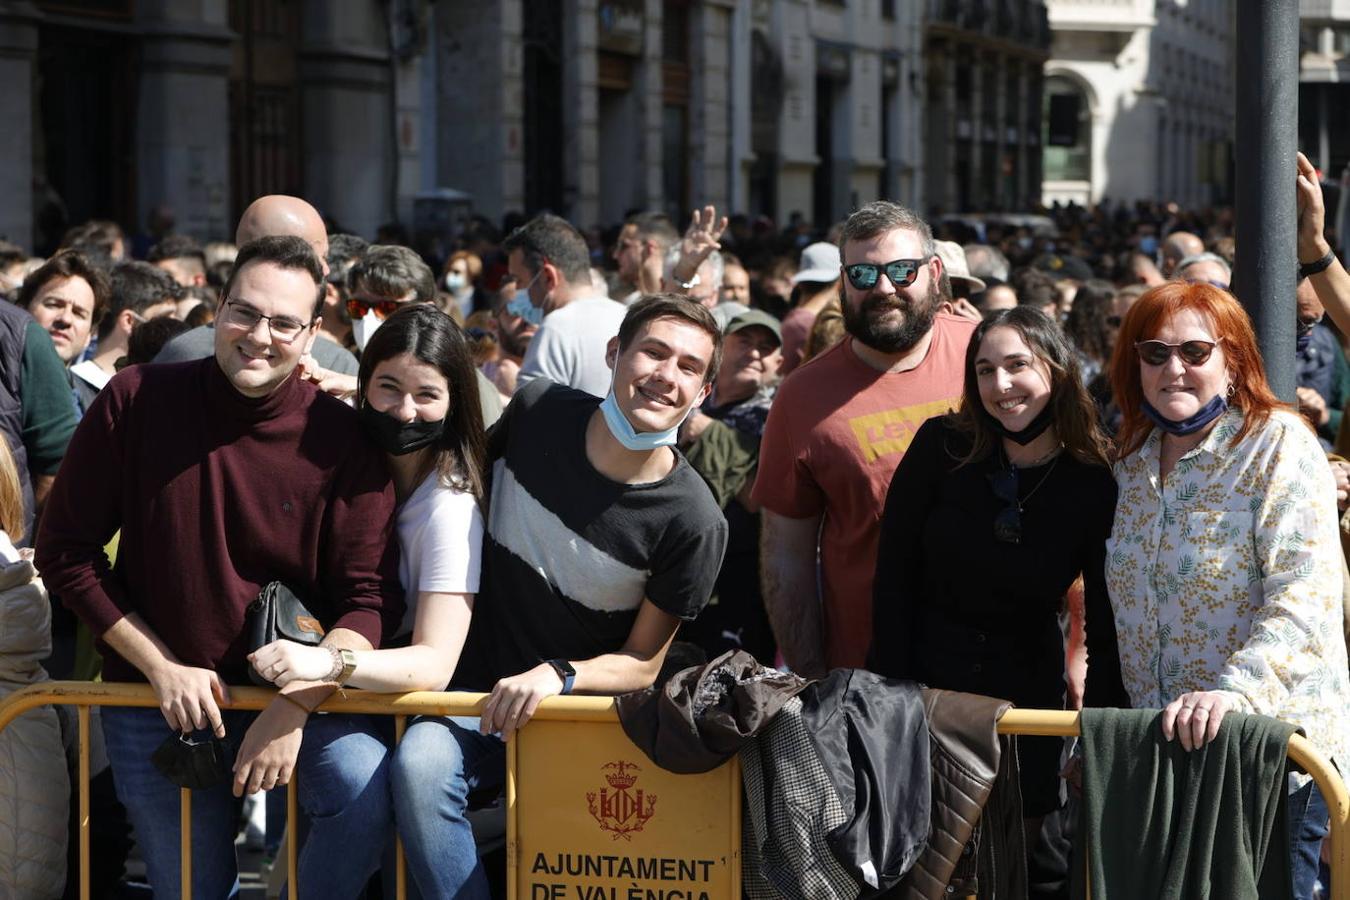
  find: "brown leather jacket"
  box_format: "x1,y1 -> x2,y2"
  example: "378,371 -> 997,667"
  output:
893,689 -> 1027,900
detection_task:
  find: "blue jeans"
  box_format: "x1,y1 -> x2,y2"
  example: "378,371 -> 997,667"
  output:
1289,778 -> 1331,900
101,707 -> 391,900
389,715 -> 505,899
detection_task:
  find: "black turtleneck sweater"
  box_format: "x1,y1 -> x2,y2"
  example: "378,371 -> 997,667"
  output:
36,357 -> 404,684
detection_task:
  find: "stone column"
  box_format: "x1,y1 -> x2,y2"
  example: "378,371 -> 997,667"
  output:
299,1 -> 393,239
433,0 -> 524,222
135,1 -> 234,241
689,0 -> 734,213
636,0 -> 664,211
0,2 -> 36,249
562,0 -> 600,224
775,0 -> 815,221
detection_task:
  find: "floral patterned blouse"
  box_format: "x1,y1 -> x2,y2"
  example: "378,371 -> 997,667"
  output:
1106,407 -> 1350,770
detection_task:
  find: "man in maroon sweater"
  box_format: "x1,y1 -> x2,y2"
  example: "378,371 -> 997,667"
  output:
36,235 -> 405,897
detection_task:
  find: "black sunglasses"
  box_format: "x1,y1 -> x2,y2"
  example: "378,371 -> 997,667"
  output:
1134,338 -> 1221,367
842,257 -> 928,290
987,468 -> 1021,544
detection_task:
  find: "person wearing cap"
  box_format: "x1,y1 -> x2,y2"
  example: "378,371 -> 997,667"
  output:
687,309 -> 783,443
932,240 -> 986,322
780,241 -> 842,375
679,309 -> 784,662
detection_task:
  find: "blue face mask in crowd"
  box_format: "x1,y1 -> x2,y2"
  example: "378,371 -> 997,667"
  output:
1142,393 -> 1228,436
1297,317 -> 1320,355
506,271 -> 545,327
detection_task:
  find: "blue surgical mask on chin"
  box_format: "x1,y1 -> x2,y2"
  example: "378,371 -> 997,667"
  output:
597,370 -> 693,451
1142,393 -> 1228,436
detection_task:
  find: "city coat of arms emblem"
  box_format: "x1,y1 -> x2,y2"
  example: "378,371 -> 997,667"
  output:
586,761 -> 657,840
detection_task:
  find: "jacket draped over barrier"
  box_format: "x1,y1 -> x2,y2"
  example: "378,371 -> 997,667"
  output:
616,651 -> 1027,899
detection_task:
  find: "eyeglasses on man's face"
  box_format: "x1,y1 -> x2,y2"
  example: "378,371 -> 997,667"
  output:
842,257 -> 929,291
222,299 -> 313,344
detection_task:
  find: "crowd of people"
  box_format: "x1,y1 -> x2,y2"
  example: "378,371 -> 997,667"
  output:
0,150 -> 1347,899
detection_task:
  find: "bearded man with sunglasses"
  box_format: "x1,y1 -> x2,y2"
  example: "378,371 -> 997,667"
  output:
753,201 -> 976,674
36,235 -> 406,897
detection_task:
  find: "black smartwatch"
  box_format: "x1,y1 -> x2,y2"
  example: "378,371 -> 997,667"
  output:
546,658 -> 576,694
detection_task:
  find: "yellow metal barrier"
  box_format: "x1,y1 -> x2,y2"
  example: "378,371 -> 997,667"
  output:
0,684 -> 1345,899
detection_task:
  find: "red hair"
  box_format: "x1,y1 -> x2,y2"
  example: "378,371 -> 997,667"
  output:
1108,281 -> 1288,459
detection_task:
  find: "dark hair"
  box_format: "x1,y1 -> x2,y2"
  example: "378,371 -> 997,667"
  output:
1062,279 -> 1117,366
838,201 -> 935,261
1011,267 -> 1057,309
502,213 -> 591,286
947,306 -> 1112,469
326,233 -> 369,286
184,301 -> 215,328
616,293 -> 723,386
102,262 -> 186,339
0,241 -> 26,270
59,220 -> 125,260
124,316 -> 191,366
357,304 -> 488,506
18,251 -> 112,325
347,244 -> 435,305
223,235 -> 326,319
147,235 -> 207,269
206,259 -> 233,288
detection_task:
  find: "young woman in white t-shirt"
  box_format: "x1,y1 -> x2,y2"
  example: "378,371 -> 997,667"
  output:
251,302 -> 486,691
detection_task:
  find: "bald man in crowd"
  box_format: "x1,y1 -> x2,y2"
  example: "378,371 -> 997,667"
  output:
153,196 -> 359,375
236,195 -> 330,274
1159,231 -> 1205,279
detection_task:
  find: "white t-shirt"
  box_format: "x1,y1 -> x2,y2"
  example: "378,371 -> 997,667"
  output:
0,531 -> 20,564
517,294 -> 627,398
395,472 -> 484,638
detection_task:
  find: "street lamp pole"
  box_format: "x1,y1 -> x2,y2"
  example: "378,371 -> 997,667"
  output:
1233,0 -> 1300,402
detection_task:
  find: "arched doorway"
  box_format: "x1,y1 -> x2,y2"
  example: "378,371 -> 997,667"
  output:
1041,73 -> 1091,205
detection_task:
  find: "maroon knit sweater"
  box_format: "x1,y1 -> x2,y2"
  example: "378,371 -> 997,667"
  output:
35,358 -> 404,684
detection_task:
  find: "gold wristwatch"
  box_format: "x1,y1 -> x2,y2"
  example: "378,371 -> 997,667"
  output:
336,648 -> 357,686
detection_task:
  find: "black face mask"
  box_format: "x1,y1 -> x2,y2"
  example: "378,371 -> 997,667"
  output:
359,403 -> 445,456
151,733 -> 232,791
983,402 -> 1055,446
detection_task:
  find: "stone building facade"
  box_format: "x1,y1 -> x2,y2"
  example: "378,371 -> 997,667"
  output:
1041,0 -> 1235,208
0,0 -> 1058,253
0,0 -> 406,252
922,0 -> 1053,215
1299,0 -> 1350,181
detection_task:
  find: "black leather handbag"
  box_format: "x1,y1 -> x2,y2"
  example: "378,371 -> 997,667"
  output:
245,581 -> 327,686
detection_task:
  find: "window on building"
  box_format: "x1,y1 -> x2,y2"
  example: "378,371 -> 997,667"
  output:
662,0 -> 691,217
228,0 -> 302,228
522,0 -> 564,213
1042,75 -> 1089,182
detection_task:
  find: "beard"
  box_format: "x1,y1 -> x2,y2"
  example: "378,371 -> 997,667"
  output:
499,324 -> 533,358
842,278 -> 943,354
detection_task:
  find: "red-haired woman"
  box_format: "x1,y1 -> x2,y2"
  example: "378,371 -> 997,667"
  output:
1106,281 -> 1350,899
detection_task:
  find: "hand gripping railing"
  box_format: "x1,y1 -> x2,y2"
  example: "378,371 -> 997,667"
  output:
0,684 -> 1344,899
